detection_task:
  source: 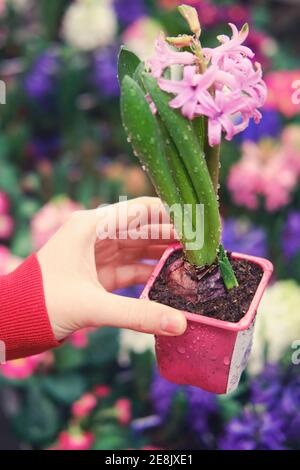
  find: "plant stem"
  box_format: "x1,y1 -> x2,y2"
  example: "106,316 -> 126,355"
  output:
143,73 -> 221,266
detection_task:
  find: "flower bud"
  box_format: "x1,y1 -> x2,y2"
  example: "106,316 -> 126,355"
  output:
178,5 -> 201,38
166,35 -> 194,48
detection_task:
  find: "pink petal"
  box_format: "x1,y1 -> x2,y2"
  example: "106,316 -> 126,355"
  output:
208,119 -> 222,146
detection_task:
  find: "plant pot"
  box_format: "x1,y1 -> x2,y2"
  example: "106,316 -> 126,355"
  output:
141,243 -> 273,394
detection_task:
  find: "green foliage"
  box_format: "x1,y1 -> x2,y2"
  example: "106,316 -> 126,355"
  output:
219,245 -> 239,290
40,373 -> 88,406
12,382 -> 61,446
118,48 -> 141,85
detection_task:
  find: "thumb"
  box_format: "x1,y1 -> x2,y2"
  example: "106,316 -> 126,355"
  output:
88,290 -> 187,336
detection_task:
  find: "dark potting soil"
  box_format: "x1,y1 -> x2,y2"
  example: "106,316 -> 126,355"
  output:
149,250 -> 263,323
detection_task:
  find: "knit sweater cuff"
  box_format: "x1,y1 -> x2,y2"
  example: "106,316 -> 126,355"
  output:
0,254 -> 60,360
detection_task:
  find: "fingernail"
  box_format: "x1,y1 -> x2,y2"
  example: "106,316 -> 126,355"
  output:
160,314 -> 186,335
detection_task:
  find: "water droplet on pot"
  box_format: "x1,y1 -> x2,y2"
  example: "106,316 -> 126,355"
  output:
211,356 -> 217,362
186,355 -> 190,359
177,346 -> 186,355
190,324 -> 195,330
223,356 -> 230,366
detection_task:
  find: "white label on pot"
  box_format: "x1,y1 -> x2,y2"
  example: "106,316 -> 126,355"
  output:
226,321 -> 255,393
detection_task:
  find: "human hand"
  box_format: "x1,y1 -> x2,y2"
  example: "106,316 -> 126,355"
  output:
37,197 -> 187,341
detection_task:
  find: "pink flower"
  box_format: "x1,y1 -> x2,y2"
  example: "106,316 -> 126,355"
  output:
148,33 -> 195,79
0,246 -> 21,275
115,398 -> 132,425
94,385 -> 111,398
69,330 -> 89,349
203,23 -> 254,67
265,70 -> 300,118
31,197 -> 82,250
196,90 -> 261,146
0,353 -> 48,380
0,214 -> 14,239
72,393 -> 97,418
58,430 -> 95,450
158,65 -> 217,119
0,192 -> 9,214
149,23 -> 266,146
228,131 -> 300,212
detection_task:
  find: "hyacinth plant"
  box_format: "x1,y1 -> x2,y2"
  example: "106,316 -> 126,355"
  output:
119,5 -> 266,293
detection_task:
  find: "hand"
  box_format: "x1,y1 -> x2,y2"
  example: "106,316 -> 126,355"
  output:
37,197 -> 187,341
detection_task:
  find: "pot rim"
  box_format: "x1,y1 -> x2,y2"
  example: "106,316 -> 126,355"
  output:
141,242 -> 273,332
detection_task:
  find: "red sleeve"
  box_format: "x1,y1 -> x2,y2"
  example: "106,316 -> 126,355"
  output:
0,254 -> 60,360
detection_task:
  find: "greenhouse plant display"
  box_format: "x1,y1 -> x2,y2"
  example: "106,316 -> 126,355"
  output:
119,4 -> 273,394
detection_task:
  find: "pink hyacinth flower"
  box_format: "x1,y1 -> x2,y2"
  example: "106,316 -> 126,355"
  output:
203,23 -> 254,67
195,90 -> 259,146
0,353 -> 48,380
158,65 -> 217,119
115,398 -> 132,425
31,197 -> 82,250
148,33 -> 195,78
94,385 -> 111,398
72,393 -> 97,418
58,431 -> 95,451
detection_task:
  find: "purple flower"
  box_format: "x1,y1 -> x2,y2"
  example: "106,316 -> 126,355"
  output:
222,218 -> 267,258
29,134 -> 61,161
286,413 -> 300,443
94,47 -> 120,98
113,0 -> 146,27
114,285 -> 144,298
237,109 -> 282,143
24,51 -> 59,101
151,370 -> 217,446
251,364 -> 283,409
150,370 -> 179,419
219,408 -> 286,450
282,211 -> 300,259
281,378 -> 300,415
186,385 -> 217,444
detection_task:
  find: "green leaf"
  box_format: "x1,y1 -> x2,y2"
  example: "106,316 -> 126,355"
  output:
92,424 -> 132,450
85,327 -> 119,367
54,343 -> 86,371
219,245 -> 239,290
12,383 -> 61,445
118,47 -> 141,85
143,73 -> 221,266
120,75 -> 179,208
41,373 -> 87,405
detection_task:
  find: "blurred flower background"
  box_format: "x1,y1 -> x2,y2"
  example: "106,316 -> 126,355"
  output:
0,0 -> 300,450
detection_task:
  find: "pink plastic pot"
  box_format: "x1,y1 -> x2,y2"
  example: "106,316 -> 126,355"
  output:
141,243 -> 273,395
